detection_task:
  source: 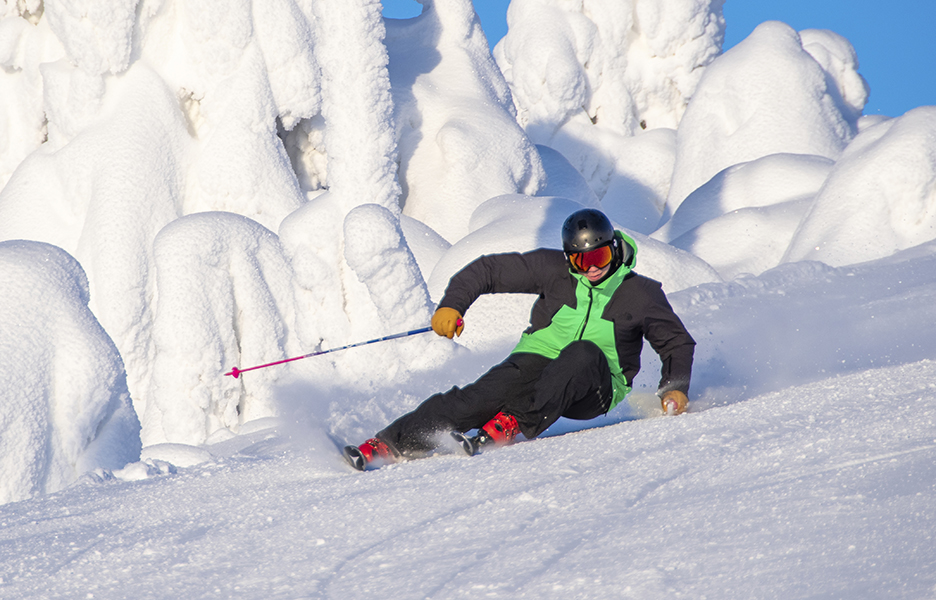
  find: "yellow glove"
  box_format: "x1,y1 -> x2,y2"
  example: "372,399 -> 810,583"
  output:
431,307 -> 464,339
661,390 -> 689,416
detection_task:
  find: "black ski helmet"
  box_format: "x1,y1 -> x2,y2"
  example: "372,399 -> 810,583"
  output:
561,209 -> 633,277
561,209 -> 614,253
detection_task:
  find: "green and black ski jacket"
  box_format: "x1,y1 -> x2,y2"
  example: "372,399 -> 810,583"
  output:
437,232 -> 695,410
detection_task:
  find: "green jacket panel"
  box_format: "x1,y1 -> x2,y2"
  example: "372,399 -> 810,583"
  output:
512,262 -> 631,407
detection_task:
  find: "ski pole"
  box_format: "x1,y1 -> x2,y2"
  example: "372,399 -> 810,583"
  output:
224,322 -> 458,378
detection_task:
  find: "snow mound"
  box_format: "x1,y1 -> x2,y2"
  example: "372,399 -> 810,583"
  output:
44,0 -> 135,75
666,21 -> 865,216
0,240 -> 140,505
0,65 -> 190,408
145,212 -> 302,447
0,14 -> 61,188
496,0 -> 724,135
386,0 -> 545,243
344,203 -> 432,329
535,144 -> 599,208
141,444 -> 213,468
596,127 -> 678,234
495,0 -> 723,226
655,153 -> 834,243
399,213 -> 452,283
785,106 -> 936,266
674,245 -> 936,407
654,153 -> 834,279
311,0 -> 399,215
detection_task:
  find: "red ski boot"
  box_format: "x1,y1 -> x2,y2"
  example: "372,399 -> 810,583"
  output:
343,437 -> 397,471
452,412 -> 520,456
479,412 -> 520,446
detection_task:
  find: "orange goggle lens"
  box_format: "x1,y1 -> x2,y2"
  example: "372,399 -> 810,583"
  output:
568,244 -> 613,272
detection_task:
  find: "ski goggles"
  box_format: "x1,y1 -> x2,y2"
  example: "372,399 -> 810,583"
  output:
567,243 -> 614,273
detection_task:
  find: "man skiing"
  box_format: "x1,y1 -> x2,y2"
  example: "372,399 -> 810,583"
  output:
344,208 -> 695,470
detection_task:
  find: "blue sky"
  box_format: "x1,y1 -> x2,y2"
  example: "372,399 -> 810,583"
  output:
381,0 -> 935,118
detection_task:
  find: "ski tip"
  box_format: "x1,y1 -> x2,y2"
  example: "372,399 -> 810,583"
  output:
342,445 -> 367,471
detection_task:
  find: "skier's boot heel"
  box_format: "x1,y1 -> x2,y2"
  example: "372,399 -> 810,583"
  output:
479,412 -> 520,447
452,412 -> 520,457
451,431 -> 479,456
343,445 -> 367,471
343,437 -> 396,471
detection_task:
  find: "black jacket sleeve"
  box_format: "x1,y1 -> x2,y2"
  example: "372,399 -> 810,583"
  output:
607,275 -> 695,396
437,249 -> 569,316
642,283 -> 695,395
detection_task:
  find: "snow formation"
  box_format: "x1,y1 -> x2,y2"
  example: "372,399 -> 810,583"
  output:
386,0 -> 545,242
0,2 -> 934,584
494,0 -> 725,232
0,240 -> 140,505
785,106 -> 936,266
1,0 -> 936,595
666,21 -> 867,216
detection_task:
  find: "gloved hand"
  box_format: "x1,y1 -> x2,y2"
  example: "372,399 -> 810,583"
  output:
661,390 -> 689,416
431,307 -> 464,339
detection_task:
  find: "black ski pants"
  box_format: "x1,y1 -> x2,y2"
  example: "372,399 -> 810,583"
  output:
377,340 -> 614,455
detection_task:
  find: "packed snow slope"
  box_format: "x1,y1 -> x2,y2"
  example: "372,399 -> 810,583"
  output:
2,247 -> 936,598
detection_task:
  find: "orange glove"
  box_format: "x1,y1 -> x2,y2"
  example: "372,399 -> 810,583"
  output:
661,390 -> 689,416
431,307 -> 464,339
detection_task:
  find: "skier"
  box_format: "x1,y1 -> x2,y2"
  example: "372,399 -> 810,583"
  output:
344,208 -> 695,470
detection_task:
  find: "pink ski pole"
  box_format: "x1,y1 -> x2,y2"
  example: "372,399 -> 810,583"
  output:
224,320 -> 460,378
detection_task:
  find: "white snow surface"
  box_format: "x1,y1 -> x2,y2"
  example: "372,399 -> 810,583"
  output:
3,249 -> 936,598
1,0 -> 936,596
